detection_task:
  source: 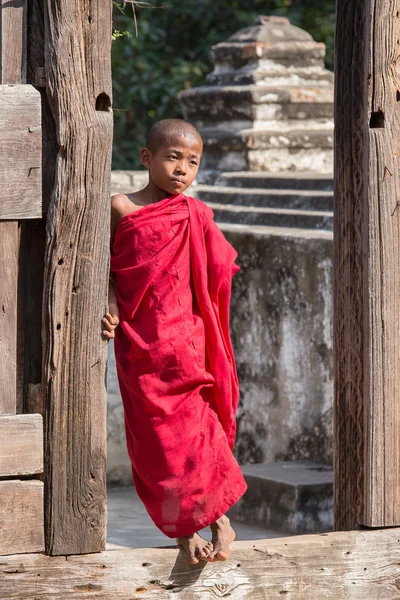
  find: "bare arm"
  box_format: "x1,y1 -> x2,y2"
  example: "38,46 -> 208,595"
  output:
102,197 -> 124,340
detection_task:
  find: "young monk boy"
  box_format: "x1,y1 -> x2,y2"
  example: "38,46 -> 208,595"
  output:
102,119 -> 247,564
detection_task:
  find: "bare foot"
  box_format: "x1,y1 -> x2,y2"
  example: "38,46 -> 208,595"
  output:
176,532 -> 213,564
208,515 -> 235,561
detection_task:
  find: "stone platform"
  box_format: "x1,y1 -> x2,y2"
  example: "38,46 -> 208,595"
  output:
227,462 -> 333,534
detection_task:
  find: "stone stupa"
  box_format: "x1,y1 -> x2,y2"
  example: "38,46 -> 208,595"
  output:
179,16 -> 334,185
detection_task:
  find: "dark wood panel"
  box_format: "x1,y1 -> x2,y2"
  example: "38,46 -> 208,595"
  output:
334,0 -> 370,531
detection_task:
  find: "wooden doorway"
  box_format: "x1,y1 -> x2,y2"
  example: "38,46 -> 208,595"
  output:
2,0 -> 400,596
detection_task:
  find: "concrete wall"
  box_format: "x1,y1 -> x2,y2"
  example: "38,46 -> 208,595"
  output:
224,225 -> 333,467
106,216 -> 333,483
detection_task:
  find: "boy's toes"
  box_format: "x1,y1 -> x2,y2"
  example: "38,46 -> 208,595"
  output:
204,542 -> 213,555
189,551 -> 199,564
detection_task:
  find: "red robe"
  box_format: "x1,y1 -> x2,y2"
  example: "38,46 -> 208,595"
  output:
111,193 -> 247,537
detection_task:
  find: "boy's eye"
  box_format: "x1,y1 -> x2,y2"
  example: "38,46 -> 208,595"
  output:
190,161 -> 198,166
168,154 -> 178,159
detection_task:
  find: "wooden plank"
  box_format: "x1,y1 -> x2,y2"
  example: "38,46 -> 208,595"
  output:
0,414 -> 43,476
335,0 -> 400,528
0,481 -> 44,555
1,529 -> 400,599
0,0 -> 27,84
0,85 -> 42,219
0,222 -> 18,415
42,2 -> 113,555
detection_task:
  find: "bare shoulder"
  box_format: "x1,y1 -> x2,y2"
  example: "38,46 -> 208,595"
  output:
111,192 -> 145,215
111,193 -> 130,217
110,192 -> 146,243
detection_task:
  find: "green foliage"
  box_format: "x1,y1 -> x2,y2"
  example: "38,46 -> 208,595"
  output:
112,0 -> 336,170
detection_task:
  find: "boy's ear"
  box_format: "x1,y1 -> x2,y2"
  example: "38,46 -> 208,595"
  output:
140,147 -> 152,169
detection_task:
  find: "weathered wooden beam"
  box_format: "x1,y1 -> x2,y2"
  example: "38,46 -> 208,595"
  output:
334,0 -> 400,529
0,480 -> 44,555
362,0 -> 400,528
0,0 -> 27,84
0,85 -> 42,219
41,1 -> 113,555
1,529 -> 400,599
0,414 -> 43,476
334,0 -> 370,532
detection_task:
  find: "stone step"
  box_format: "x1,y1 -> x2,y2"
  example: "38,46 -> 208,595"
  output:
204,200 -> 333,230
197,185 -> 333,211
227,462 -> 333,534
214,171 -> 333,192
184,84 -> 334,104
206,66 -> 334,87
201,128 -> 334,152
199,147 -> 333,180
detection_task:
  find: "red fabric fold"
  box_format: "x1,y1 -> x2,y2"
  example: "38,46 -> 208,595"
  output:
111,194 -> 247,537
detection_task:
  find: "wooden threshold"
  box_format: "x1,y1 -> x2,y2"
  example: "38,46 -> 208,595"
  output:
0,528 -> 399,599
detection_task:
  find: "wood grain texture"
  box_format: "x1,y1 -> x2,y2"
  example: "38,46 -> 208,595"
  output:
334,0 -> 371,531
0,85 -> 42,219
0,0 -> 27,84
0,414 -> 43,476
362,0 -> 400,528
0,222 -> 18,415
1,529 -> 400,599
42,1 -> 113,555
0,481 -> 44,555
336,0 -> 400,528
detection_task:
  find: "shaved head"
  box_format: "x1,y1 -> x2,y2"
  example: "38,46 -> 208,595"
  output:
146,119 -> 202,154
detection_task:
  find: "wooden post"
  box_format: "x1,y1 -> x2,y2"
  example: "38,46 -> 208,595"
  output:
42,2 -> 113,555
334,0 -> 400,529
0,0 -> 28,415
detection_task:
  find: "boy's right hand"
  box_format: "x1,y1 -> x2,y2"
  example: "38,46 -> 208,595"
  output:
102,311 -> 120,340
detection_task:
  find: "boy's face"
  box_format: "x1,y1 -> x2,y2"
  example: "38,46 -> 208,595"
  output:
141,134 -> 203,196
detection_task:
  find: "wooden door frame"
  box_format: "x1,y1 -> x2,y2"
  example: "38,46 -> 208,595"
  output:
3,0 -> 400,596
